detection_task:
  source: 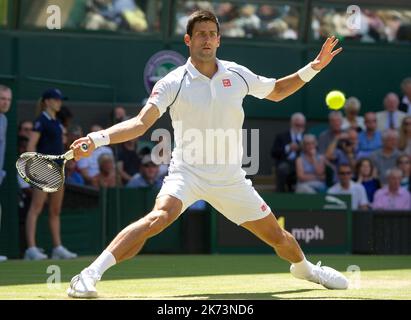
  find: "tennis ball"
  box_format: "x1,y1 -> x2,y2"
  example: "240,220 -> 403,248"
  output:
326,90 -> 346,110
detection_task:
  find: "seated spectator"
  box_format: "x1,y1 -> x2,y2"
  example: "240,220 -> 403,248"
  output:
398,116 -> 411,155
127,155 -> 163,189
271,112 -> 306,192
342,97 -> 365,131
65,160 -> 85,186
399,77 -> 411,114
354,158 -> 381,203
357,112 -> 382,159
116,139 -> 141,185
396,154 -> 411,190
66,124 -> 83,150
77,124 -> 114,184
56,106 -> 73,129
370,129 -> 404,184
18,120 -> 33,139
91,153 -> 119,189
84,0 -> 148,32
376,92 -> 406,131
318,111 -> 344,154
372,168 -> 411,210
110,105 -> 129,125
327,164 -> 369,210
325,128 -> 359,181
295,134 -> 326,194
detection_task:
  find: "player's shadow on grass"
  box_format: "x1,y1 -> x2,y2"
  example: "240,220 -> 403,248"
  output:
144,289 -> 373,300
162,289 -> 375,300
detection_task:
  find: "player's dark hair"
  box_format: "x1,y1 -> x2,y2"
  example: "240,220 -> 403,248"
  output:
186,10 -> 220,37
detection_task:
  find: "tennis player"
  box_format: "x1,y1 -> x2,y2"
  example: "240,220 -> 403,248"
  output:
68,10 -> 347,298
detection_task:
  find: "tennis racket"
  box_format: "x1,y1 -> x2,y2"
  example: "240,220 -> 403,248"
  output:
16,143 -> 88,193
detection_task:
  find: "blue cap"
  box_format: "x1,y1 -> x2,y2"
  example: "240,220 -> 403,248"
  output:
41,88 -> 68,101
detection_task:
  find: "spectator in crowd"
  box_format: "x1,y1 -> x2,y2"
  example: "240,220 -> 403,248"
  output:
295,134 -> 326,194
354,157 -> 381,203
77,124 -> 114,184
127,154 -> 163,189
376,92 -> 406,131
116,138 -> 141,185
17,135 -> 32,257
66,124 -> 84,150
234,4 -> 261,38
25,88 -> 77,260
0,84 -> 12,262
372,168 -> 411,210
91,153 -> 119,189
56,106 -> 73,129
111,106 -> 129,125
357,112 -> 382,159
327,164 -> 369,210
18,120 -> 33,139
65,160 -> 85,186
342,96 -> 365,131
396,154 -> 410,190
370,129 -> 404,185
318,111 -> 343,154
325,128 -> 359,179
398,115 -> 411,155
271,112 -> 306,192
399,77 -> 411,114
84,0 -> 148,32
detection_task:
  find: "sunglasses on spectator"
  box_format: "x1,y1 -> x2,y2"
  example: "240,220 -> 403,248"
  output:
338,171 -> 352,175
398,160 -> 410,164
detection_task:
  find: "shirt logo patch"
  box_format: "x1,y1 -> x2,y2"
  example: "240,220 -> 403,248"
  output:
260,203 -> 268,212
222,79 -> 232,87
150,91 -> 159,98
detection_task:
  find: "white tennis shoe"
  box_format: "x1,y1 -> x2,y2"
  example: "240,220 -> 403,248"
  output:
291,261 -> 349,290
52,245 -> 77,259
67,268 -> 100,298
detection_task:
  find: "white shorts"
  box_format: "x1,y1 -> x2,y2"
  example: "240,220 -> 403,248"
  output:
157,168 -> 271,225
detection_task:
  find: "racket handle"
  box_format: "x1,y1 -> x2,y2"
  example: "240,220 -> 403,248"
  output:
65,149 -> 74,160
65,144 -> 88,160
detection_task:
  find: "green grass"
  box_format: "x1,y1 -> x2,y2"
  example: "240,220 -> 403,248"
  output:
0,255 -> 410,300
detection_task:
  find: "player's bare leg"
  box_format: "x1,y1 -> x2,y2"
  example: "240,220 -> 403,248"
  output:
241,212 -> 348,290
106,195 -> 182,262
67,195 -> 182,298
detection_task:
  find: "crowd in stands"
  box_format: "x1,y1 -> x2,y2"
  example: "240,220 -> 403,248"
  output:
83,0 -> 150,32
312,7 -> 411,43
175,1 -> 299,40
272,76 -> 411,210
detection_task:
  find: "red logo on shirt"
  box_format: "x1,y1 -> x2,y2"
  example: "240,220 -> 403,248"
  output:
150,91 -> 159,98
222,79 -> 231,87
260,203 -> 268,212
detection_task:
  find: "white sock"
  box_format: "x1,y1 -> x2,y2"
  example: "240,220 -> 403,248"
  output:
291,257 -> 314,278
88,250 -> 116,277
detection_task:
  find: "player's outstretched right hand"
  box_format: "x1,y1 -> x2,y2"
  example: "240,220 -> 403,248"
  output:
70,137 -> 95,161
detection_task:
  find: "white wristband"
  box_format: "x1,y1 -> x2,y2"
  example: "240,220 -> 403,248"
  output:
87,130 -> 110,148
297,63 -> 320,82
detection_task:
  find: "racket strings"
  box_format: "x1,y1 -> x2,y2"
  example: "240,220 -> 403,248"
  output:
17,155 -> 64,191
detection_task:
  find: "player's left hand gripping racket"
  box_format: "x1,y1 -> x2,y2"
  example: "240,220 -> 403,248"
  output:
16,143 -> 88,193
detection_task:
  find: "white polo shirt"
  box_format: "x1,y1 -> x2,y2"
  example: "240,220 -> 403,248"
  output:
148,58 -> 276,182
327,181 -> 369,210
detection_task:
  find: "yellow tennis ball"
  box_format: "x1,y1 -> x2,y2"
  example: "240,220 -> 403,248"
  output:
326,90 -> 346,110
